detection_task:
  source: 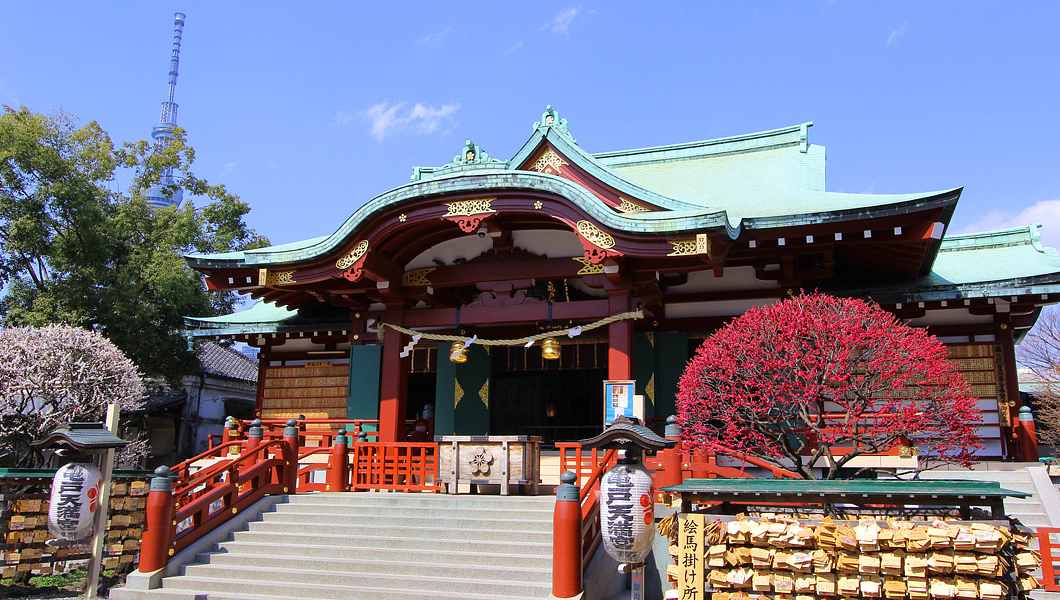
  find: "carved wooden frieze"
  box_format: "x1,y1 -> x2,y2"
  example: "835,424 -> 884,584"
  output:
258,269 -> 296,286
530,148 -> 568,175
443,198 -> 496,233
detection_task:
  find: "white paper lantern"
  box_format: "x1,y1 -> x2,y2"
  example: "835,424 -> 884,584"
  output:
47,462 -> 103,540
600,460 -> 655,564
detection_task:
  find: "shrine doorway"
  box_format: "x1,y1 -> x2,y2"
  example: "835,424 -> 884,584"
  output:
488,339 -> 607,444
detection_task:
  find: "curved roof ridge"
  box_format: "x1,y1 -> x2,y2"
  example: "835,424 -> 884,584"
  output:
940,223 -> 1047,253
593,122 -> 812,168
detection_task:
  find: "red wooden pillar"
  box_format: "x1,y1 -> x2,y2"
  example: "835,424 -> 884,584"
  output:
998,321 -> 1022,459
378,308 -> 409,443
607,288 -> 633,380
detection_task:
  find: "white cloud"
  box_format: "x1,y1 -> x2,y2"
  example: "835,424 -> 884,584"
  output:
360,101 -> 461,141
545,6 -> 581,36
220,162 -> 235,177
331,111 -> 355,126
417,27 -> 451,45
959,199 -> 1060,247
506,41 -> 524,53
887,23 -> 907,46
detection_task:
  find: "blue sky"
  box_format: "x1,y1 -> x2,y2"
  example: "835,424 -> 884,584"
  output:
1,2 -> 1058,249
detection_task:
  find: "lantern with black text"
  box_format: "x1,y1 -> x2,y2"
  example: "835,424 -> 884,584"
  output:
599,450 -> 655,564
47,462 -> 103,540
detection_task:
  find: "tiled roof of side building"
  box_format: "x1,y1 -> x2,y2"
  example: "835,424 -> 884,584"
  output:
197,340 -> 258,383
830,224 -> 1060,304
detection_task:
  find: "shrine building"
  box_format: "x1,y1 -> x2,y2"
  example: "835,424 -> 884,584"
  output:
183,107 -> 1060,461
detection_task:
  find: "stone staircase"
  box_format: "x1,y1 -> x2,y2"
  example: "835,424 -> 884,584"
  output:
918,466 -> 1057,528
112,493 -> 556,600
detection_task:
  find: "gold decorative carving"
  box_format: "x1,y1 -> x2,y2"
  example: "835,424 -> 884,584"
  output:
258,269 -> 296,286
533,201 -> 543,210
576,220 -> 615,249
402,268 -> 434,287
399,214 -> 407,222
530,148 -> 568,175
573,257 -> 605,275
335,240 -> 369,270
645,331 -> 654,347
454,380 -> 464,407
645,373 -> 656,405
479,379 -> 489,408
667,233 -> 710,256
442,198 -> 496,218
616,198 -> 649,213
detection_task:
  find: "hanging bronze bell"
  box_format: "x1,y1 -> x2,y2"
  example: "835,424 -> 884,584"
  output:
542,338 -> 561,361
449,341 -> 468,363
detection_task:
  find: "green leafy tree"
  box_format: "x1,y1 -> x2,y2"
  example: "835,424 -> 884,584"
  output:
0,106 -> 268,384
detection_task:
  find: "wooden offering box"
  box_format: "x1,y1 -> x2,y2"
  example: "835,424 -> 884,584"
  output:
436,435 -> 541,495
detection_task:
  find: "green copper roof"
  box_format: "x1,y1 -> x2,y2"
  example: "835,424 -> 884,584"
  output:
830,224 -> 1060,303
184,301 -> 351,338
184,114 -> 961,270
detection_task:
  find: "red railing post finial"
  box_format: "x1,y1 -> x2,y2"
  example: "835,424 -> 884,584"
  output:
282,419 -> 300,493
326,430 -> 350,492
139,466 -> 175,573
553,470 -> 583,599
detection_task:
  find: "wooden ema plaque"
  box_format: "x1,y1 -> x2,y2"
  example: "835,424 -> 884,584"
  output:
260,363 -> 349,420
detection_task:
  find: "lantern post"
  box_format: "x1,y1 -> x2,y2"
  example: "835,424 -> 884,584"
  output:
576,416 -> 677,600
31,418 -> 129,598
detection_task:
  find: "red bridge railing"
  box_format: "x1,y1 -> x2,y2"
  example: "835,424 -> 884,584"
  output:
139,419 -> 439,574
1039,527 -> 1060,592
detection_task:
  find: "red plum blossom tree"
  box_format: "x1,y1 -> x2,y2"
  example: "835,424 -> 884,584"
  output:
676,293 -> 982,479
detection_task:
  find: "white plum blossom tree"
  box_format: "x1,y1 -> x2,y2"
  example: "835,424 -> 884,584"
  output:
0,325 -> 148,467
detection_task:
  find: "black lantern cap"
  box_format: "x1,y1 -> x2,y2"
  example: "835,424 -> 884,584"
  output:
577,415 -> 676,451
31,423 -> 129,452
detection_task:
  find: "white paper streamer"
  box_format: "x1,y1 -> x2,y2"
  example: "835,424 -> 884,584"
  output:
567,326 -> 582,338
399,334 -> 422,358
524,339 -> 536,348
462,335 -> 477,349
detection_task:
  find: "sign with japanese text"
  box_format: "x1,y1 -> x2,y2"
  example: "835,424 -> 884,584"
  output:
678,512 -> 705,600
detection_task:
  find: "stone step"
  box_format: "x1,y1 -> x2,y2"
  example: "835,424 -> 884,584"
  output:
190,552 -> 551,583
261,508 -> 553,530
161,567 -> 551,599
111,588 -> 307,600
228,529 -> 553,556
1008,513 -> 1054,527
203,541 -> 553,570
282,492 -> 555,510
270,501 -> 553,519
244,519 -> 553,542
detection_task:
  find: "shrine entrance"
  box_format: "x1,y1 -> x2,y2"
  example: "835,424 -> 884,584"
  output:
488,339 -> 607,444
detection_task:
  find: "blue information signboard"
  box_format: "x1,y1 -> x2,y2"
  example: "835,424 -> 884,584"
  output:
603,380 -> 637,425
